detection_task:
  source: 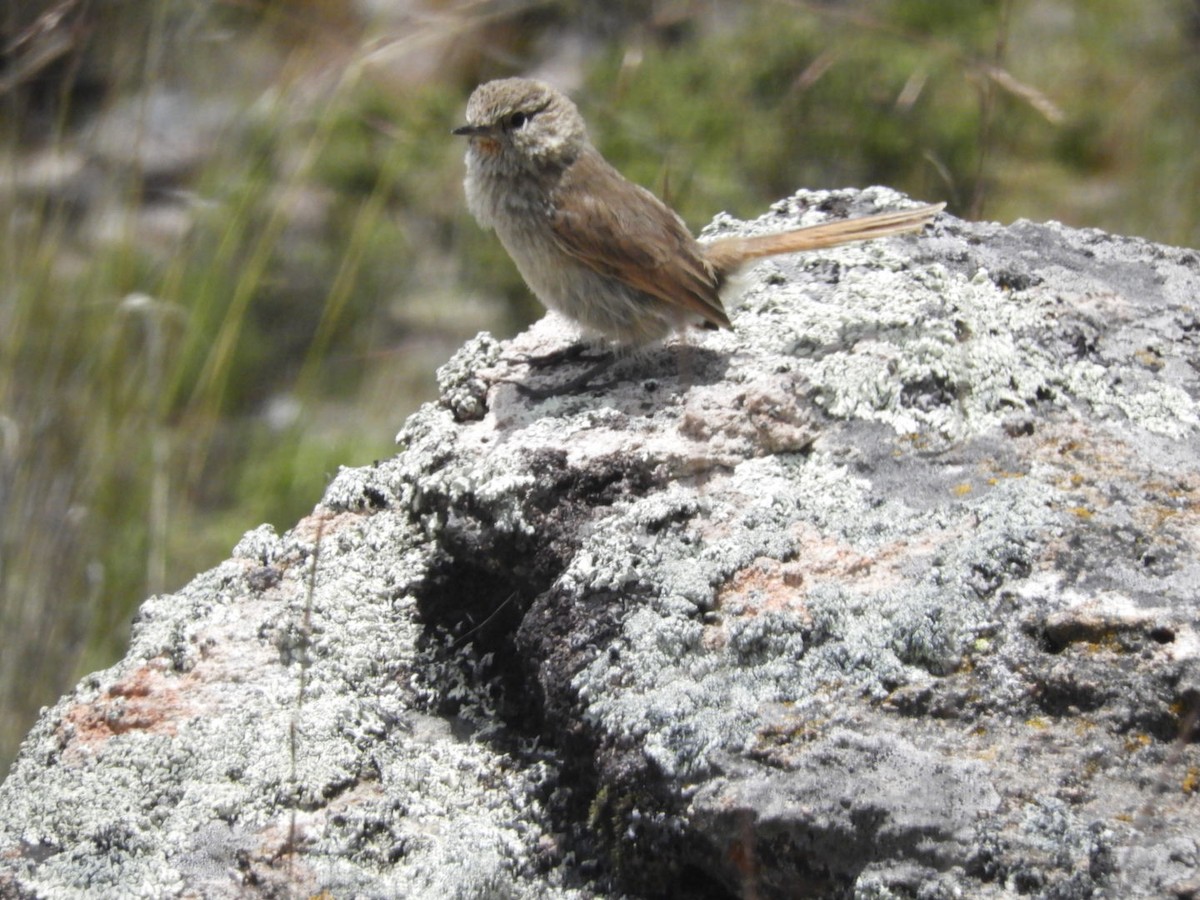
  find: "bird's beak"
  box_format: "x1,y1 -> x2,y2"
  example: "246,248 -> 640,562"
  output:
453,122 -> 502,156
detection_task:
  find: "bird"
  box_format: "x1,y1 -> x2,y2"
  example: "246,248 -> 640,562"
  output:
454,77 -> 942,360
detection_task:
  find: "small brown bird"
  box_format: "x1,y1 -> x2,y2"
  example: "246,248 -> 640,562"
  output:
454,77 -> 943,348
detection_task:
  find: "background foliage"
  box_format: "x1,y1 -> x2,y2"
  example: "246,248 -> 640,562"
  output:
1,0 -> 1198,776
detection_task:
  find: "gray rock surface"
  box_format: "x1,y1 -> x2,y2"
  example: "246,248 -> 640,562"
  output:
2,186 -> 1198,898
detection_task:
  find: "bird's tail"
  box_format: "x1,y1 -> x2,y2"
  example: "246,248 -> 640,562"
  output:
703,202 -> 944,274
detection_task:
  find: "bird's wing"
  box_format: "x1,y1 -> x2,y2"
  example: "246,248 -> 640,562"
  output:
547,150 -> 731,330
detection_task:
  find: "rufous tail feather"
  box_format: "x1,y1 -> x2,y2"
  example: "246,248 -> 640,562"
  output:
703,203 -> 944,275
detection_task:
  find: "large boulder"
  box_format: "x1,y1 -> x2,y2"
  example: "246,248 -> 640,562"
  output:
2,187 -> 1198,898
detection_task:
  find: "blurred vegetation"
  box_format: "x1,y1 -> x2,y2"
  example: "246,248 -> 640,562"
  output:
1,0 -> 1197,777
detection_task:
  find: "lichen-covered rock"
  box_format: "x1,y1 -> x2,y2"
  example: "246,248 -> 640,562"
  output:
2,187 -> 1198,899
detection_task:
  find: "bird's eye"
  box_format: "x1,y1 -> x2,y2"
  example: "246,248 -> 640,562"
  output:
508,111 -> 529,129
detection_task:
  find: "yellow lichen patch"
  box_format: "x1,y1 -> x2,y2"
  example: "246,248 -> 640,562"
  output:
1182,766 -> 1200,795
1134,347 -> 1164,370
979,457 -> 1027,483
1123,733 -> 1152,753
1081,632 -> 1126,654
987,472 -> 1026,485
